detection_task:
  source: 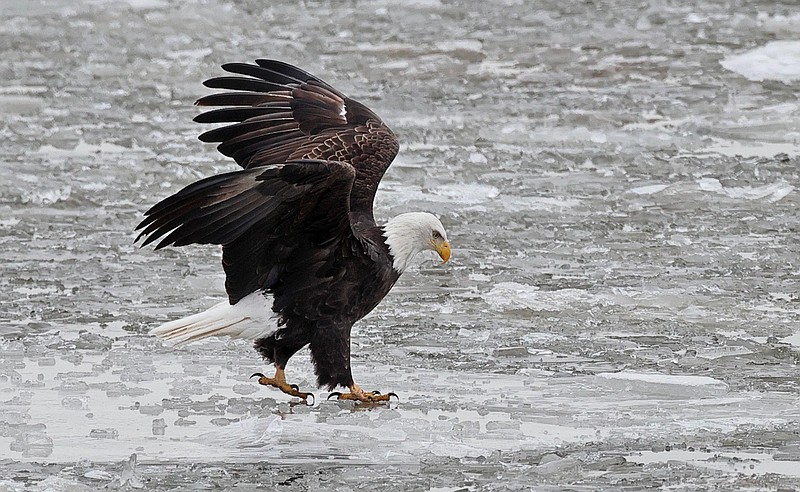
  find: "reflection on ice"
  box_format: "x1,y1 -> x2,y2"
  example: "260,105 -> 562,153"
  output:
3,333 -> 799,477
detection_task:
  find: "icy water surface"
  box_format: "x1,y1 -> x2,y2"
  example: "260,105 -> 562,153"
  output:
2,0 -> 800,490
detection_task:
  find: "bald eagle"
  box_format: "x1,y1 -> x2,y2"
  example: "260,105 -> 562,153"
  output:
136,60 -> 451,403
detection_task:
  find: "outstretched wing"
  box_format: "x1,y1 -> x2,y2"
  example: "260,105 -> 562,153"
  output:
194,59 -> 399,217
135,160 -> 356,304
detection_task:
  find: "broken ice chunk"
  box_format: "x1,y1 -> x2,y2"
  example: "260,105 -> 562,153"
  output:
596,371 -> 728,398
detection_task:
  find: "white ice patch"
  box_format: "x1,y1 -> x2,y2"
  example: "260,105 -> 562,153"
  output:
692,139 -> 800,158
436,39 -> 483,53
380,183 -> 499,205
696,178 -> 794,202
759,13 -> 800,34
484,282 -> 615,312
124,0 -> 169,9
780,332 -> 800,347
384,181 -> 581,212
22,186 -> 72,205
694,346 -> 754,359
721,41 -> 800,84
596,371 -> 729,398
34,139 -> 152,157
499,195 -> 582,212
629,449 -> 800,478
628,184 -> 669,195
433,183 -> 498,203
468,151 -> 487,164
0,218 -> 21,228
165,48 -> 213,61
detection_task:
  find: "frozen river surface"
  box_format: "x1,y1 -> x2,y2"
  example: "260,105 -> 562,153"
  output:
2,0 -> 800,490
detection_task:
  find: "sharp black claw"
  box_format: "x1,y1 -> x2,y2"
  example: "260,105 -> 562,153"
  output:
327,392 -> 342,400
306,393 -> 315,405
371,390 -> 381,395
387,392 -> 399,401
290,384 -> 299,391
250,373 -> 265,379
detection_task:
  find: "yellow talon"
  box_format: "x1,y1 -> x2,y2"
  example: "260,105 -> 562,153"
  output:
251,367 -> 314,403
327,384 -> 398,403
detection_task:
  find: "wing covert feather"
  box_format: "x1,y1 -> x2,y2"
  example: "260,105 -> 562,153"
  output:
194,60 -> 399,216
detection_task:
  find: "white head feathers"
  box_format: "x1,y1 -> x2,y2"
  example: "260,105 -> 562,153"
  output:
383,212 -> 450,273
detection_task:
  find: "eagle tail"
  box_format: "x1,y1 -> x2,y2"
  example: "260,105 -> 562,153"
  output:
150,292 -> 276,346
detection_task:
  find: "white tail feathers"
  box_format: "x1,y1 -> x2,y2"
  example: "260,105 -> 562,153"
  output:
150,291 -> 278,346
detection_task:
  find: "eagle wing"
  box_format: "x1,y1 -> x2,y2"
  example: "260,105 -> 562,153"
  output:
194,60 -> 400,217
135,160 -> 357,304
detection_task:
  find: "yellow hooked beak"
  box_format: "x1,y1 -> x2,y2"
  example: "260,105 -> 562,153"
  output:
435,241 -> 451,264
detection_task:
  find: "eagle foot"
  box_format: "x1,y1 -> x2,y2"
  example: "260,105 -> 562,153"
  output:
250,372 -> 314,405
327,385 -> 398,404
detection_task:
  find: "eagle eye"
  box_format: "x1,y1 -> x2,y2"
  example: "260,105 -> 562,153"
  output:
432,231 -> 442,239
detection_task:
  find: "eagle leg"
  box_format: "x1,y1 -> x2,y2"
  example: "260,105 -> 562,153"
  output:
250,367 -> 314,403
327,383 -> 398,403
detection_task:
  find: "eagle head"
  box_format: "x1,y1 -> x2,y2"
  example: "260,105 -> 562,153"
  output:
383,212 -> 450,273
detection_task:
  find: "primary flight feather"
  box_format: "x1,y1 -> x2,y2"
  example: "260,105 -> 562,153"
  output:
136,60 -> 451,403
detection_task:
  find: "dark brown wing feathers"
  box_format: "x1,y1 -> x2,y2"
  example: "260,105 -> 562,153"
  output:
137,60 -> 399,305
193,59 -> 399,216
136,161 -> 355,250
